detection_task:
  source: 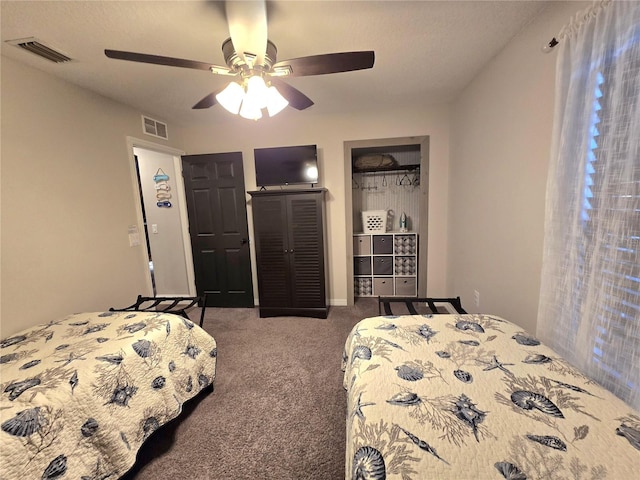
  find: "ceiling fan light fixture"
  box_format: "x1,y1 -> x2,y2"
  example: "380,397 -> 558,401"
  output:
216,81 -> 244,114
216,73 -> 289,120
245,75 -> 269,108
266,86 -> 289,117
239,97 -> 263,120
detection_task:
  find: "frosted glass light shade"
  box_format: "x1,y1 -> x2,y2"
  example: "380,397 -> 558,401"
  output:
239,97 -> 263,120
245,75 -> 269,109
216,76 -> 288,120
266,86 -> 289,117
216,82 -> 244,114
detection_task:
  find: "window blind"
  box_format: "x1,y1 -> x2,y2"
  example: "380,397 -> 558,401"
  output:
581,45 -> 640,400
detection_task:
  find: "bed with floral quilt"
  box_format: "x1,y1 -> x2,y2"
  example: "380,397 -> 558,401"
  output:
0,310 -> 217,480
342,313 -> 640,479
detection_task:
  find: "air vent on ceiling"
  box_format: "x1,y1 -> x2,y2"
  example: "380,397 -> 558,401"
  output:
142,115 -> 169,140
6,37 -> 71,63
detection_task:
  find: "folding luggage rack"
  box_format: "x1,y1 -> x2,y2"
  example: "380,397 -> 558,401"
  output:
377,296 -> 467,316
110,295 -> 207,327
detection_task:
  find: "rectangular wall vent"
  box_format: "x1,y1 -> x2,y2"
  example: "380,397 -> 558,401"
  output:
142,116 -> 169,140
6,37 -> 71,63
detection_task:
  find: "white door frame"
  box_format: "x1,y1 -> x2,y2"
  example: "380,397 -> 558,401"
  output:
126,136 -> 197,297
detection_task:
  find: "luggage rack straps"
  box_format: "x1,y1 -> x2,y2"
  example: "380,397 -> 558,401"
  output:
377,296 -> 467,316
110,294 -> 208,327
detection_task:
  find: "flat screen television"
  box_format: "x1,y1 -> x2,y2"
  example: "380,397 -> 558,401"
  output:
254,144 -> 318,187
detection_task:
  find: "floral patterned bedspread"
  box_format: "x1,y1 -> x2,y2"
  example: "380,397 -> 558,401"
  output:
342,314 -> 640,479
0,311 -> 217,480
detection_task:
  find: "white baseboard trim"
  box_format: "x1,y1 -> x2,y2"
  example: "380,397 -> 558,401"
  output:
329,299 -> 348,307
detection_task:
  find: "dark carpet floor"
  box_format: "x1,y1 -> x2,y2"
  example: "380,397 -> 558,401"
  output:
121,298 -> 380,480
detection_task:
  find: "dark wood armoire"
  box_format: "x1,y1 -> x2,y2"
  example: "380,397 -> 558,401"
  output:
248,188 -> 328,318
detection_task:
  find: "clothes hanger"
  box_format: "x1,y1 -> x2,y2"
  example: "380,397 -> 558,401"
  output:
399,173 -> 412,186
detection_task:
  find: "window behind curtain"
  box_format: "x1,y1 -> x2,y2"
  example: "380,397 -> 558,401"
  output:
581,39 -> 640,401
537,1 -> 640,409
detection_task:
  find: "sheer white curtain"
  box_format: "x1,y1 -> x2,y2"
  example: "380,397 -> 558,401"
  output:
537,0 -> 640,409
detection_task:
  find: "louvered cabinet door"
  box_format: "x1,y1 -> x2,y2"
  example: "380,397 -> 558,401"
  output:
251,195 -> 291,309
287,194 -> 326,310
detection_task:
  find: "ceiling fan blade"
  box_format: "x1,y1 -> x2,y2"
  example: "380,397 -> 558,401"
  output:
273,51 -> 375,77
105,49 -> 232,74
225,0 -> 268,66
270,78 -> 314,110
192,93 -> 217,110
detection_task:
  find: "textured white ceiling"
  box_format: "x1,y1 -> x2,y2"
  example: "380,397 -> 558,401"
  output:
1,1 -> 549,126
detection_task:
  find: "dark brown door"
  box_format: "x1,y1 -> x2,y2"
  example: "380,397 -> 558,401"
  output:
182,152 -> 253,307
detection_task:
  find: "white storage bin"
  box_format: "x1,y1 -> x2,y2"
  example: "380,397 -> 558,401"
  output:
362,210 -> 387,233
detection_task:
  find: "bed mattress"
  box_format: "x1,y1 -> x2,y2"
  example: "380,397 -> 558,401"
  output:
342,314 -> 639,479
0,310 -> 217,479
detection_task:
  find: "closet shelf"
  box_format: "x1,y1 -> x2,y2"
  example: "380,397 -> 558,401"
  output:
352,164 -> 420,174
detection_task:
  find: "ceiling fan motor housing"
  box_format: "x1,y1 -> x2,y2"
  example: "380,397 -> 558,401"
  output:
222,37 -> 277,72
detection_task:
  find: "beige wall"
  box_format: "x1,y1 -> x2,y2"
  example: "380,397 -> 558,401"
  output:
449,1 -> 589,333
179,105 -> 451,306
2,2 -> 585,338
0,56 -> 184,336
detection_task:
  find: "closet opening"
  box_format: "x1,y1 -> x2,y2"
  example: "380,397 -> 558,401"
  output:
344,136 -> 429,305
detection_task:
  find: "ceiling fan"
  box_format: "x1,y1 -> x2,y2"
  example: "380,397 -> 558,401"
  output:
104,1 -> 375,119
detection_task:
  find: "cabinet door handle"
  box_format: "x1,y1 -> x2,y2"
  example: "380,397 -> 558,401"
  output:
284,249 -> 289,253
290,249 -> 294,253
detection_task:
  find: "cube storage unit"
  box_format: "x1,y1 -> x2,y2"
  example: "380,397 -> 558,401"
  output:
354,232 -> 418,297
